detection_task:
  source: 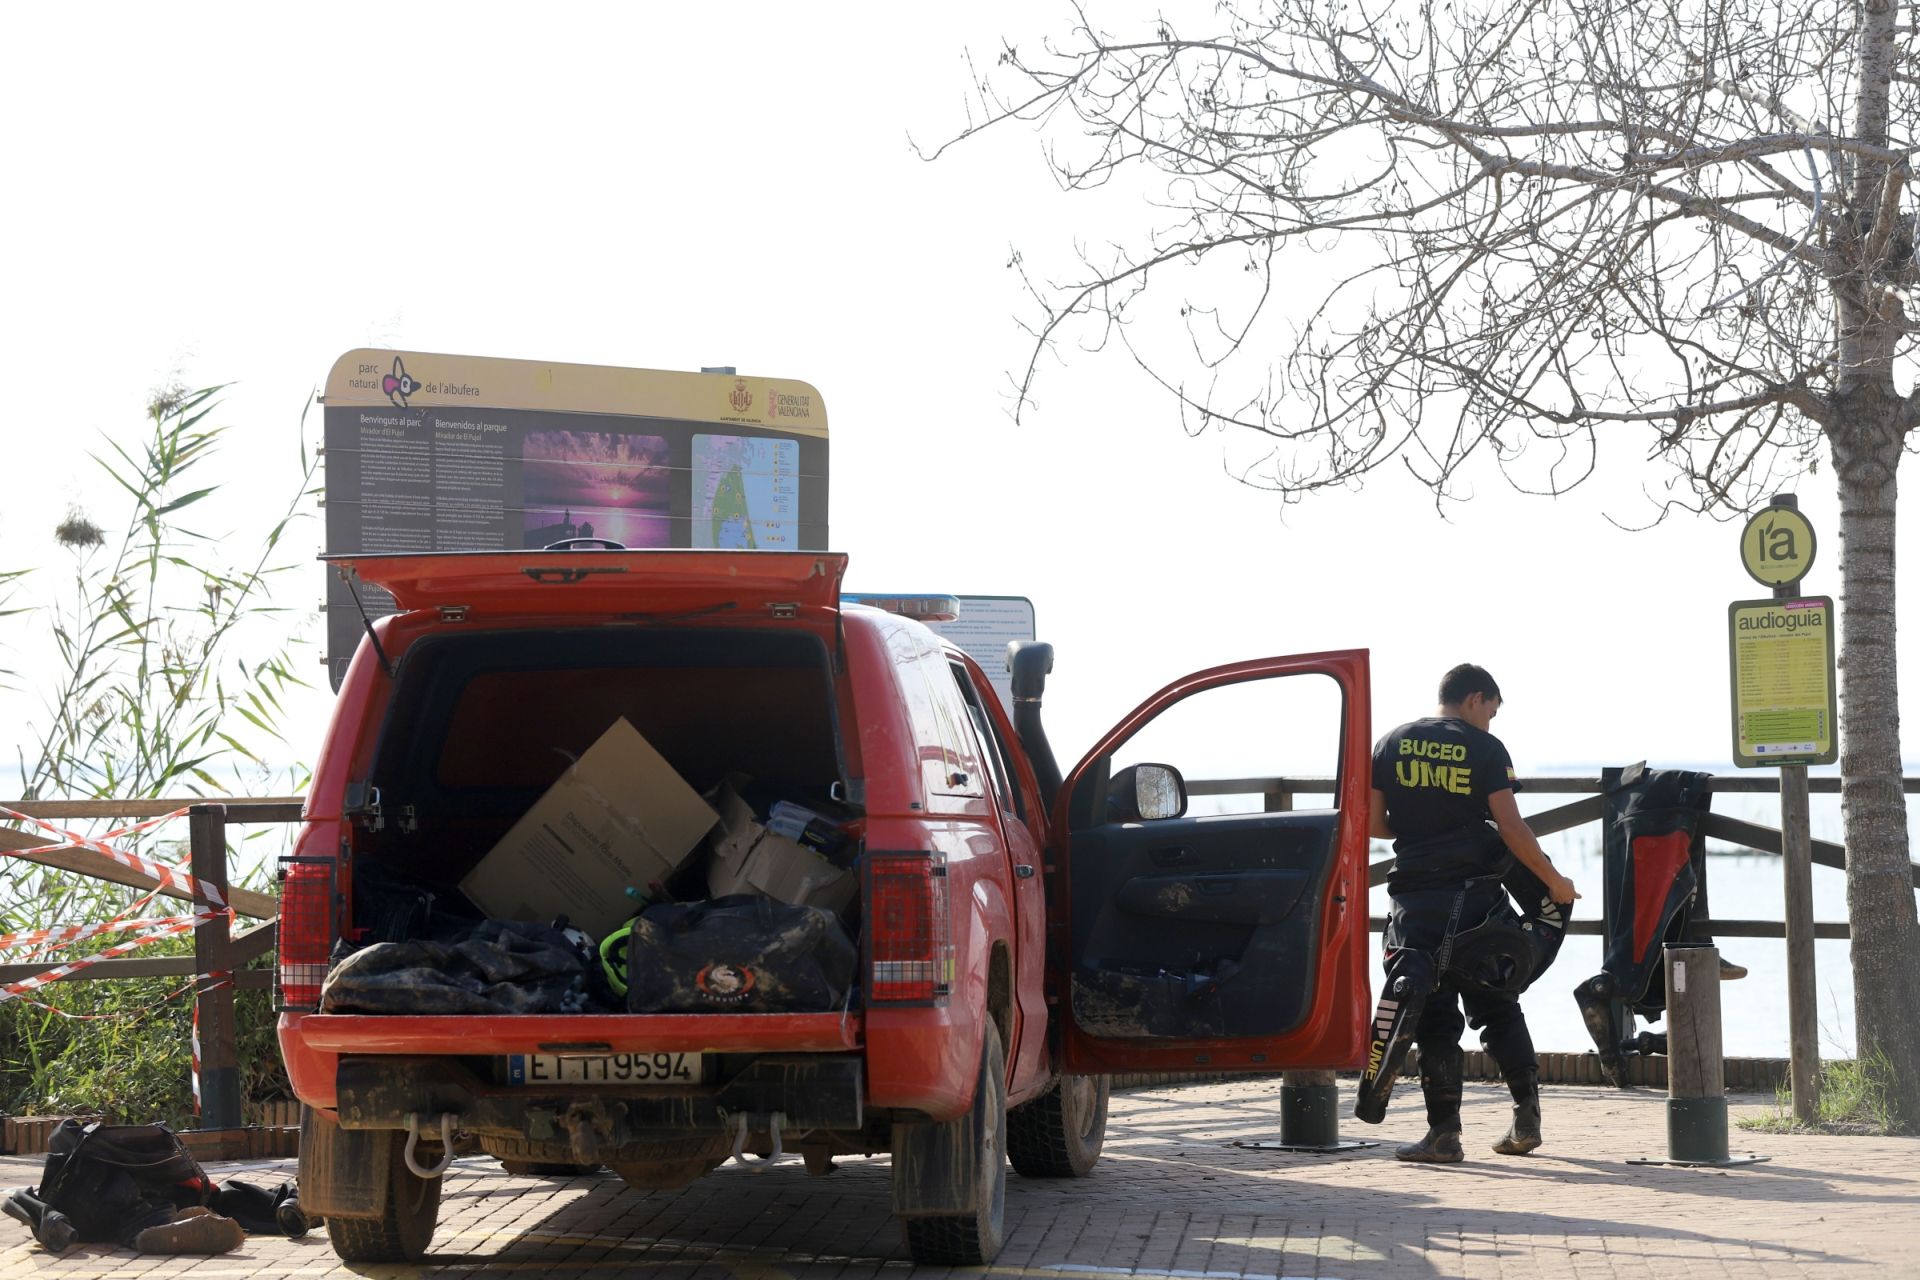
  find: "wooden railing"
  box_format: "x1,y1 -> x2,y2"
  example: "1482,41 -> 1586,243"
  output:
4,775 -> 1910,1137
1187,770 -> 1920,941
0,798 -> 302,1147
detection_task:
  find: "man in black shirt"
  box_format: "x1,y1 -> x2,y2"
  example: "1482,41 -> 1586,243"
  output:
1358,664 -> 1578,1162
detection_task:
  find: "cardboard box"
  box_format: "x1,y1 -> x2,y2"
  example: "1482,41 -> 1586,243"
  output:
461,718 -> 718,940
706,778 -> 857,913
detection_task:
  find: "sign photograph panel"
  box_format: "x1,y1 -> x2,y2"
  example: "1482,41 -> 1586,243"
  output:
1727,596 -> 1837,767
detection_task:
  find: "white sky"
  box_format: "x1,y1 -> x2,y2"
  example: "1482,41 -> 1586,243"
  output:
0,1 -> 1902,782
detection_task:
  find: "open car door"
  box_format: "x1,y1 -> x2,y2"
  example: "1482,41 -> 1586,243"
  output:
1052,650 -> 1372,1074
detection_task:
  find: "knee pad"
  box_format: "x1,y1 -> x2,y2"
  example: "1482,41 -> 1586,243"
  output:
1383,946 -> 1438,1003
1354,951 -> 1436,1126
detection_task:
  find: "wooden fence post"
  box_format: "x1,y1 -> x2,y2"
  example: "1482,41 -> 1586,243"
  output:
190,804 -> 241,1131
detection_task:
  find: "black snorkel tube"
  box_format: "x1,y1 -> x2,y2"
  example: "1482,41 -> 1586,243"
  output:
1008,641 -> 1062,810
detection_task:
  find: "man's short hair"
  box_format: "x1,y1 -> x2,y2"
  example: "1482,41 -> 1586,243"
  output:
1439,663 -> 1501,706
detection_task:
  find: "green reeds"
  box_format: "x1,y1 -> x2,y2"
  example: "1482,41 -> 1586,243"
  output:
0,384 -> 317,1124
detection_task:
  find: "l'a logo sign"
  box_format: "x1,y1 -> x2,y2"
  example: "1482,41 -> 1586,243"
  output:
1740,505 -> 1817,587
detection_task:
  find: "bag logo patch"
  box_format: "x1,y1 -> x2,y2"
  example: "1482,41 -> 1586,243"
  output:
696,962 -> 757,1003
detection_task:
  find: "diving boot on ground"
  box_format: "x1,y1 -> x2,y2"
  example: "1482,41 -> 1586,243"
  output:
1573,976 -> 1628,1087
131,1207 -> 245,1255
2,1189 -> 75,1253
1492,1101 -> 1542,1155
1395,1127 -> 1465,1163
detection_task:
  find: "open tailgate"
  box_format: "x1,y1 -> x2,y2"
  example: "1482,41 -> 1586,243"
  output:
327,550 -> 848,621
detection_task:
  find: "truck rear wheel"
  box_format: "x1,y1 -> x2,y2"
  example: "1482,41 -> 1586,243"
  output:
896,1021 -> 1007,1265
324,1129 -> 441,1263
1007,1073 -> 1109,1177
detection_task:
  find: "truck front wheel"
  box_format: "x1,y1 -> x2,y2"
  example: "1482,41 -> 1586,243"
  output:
894,1021 -> 1008,1265
324,1130 -> 442,1263
1007,1073 -> 1109,1177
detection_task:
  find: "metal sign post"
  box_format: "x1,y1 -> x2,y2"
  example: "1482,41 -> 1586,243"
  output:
1730,493 -> 1828,1124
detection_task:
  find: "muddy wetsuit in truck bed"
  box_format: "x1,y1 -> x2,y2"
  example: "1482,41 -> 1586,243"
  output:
1356,715 -> 1562,1159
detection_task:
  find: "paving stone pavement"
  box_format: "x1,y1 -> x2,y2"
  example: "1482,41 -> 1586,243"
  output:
0,1077 -> 1913,1279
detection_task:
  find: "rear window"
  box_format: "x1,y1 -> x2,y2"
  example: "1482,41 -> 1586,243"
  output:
371,628 -> 844,810
435,664 -> 837,792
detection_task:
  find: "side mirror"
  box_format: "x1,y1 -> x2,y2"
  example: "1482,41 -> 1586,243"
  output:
1106,763 -> 1188,823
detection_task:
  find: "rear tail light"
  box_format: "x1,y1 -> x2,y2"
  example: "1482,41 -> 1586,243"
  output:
276,855 -> 338,1013
866,851 -> 954,1003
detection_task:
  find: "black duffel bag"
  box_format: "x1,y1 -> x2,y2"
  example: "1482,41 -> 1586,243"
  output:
617,894 -> 856,1014
12,1119 -> 306,1251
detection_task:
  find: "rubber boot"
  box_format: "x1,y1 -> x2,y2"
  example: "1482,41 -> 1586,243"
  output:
2,1188 -> 75,1253
1492,1069 -> 1542,1155
1395,1046 -> 1464,1163
1573,975 -> 1627,1087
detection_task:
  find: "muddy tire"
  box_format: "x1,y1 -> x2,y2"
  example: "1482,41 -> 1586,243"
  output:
324,1130 -> 441,1263
898,1022 -> 1008,1265
1007,1073 -> 1108,1177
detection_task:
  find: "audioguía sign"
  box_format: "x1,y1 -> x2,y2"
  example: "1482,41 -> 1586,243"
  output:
319,350 -> 831,689
1727,596 -> 1837,767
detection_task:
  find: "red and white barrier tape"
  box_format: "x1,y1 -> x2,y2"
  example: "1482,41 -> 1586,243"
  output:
191,973 -> 235,1115
0,805 -> 225,908
0,912 -> 211,952
191,994 -> 200,1112
0,911 -> 221,1004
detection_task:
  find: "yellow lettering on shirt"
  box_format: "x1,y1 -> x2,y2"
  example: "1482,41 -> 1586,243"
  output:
1393,758 -> 1474,795
1398,739 -> 1466,762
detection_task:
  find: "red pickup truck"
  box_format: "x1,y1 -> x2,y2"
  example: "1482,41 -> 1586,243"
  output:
277,549 -> 1372,1265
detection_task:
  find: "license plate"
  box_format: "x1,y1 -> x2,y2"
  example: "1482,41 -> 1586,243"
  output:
506,1052 -> 705,1085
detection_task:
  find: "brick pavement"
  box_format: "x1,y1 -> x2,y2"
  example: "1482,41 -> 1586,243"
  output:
0,1077 -> 1912,1279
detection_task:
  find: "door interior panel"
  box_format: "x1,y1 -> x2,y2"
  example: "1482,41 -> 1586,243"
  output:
1110,868 -> 1309,926
1069,812 -> 1338,1040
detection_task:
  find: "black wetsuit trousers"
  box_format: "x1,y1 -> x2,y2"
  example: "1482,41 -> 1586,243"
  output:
1416,980 -> 1537,1078
1386,875 -> 1540,1085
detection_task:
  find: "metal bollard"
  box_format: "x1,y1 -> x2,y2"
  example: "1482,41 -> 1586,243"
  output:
1629,944 -> 1767,1168
1233,1070 -> 1376,1154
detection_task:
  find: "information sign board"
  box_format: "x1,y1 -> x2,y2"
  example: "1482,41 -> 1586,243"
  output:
1728,596 -> 1837,767
930,596 -> 1038,717
320,350 -> 829,688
